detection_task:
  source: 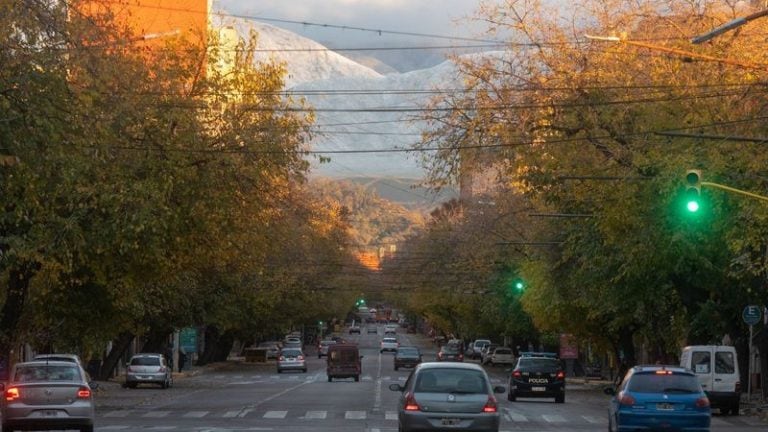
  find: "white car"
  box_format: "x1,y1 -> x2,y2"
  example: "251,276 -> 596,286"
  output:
380,337 -> 399,353
487,347 -> 515,366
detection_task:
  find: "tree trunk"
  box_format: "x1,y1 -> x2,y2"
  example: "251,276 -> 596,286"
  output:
140,327 -> 172,354
618,326 -> 637,366
214,330 -> 235,362
0,263 -> 36,368
197,325 -> 220,366
97,331 -> 134,381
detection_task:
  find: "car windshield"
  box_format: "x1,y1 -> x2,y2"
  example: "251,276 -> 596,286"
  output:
281,349 -> 302,356
494,348 -> 512,355
415,368 -> 488,394
15,365 -> 81,382
131,357 -> 161,366
517,358 -> 561,372
329,349 -> 358,361
626,372 -> 701,393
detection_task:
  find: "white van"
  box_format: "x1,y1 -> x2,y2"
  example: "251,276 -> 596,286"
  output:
680,345 -> 741,415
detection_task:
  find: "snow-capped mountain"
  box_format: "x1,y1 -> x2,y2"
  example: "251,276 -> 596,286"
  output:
222,19 -> 486,179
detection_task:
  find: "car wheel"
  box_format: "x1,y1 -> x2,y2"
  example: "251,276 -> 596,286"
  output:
80,425 -> 94,432
394,365 -> 399,371
303,368 -> 307,373
507,391 -> 516,402
127,382 -> 137,389
277,369 -> 282,374
555,393 -> 565,403
729,404 -> 740,415
354,375 -> 360,382
161,380 -> 168,389
327,376 -> 332,382
318,354 -> 321,359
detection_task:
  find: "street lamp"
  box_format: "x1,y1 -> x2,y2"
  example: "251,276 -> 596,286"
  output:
691,9 -> 768,44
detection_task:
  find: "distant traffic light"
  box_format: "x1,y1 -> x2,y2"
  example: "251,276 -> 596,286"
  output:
512,278 -> 525,292
685,169 -> 702,213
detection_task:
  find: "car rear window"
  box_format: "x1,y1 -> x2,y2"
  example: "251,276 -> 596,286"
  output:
715,352 -> 735,374
415,368 -> 488,394
131,357 -> 161,366
494,348 -> 512,355
320,340 -> 335,346
517,358 -> 561,372
281,349 -> 302,356
442,345 -> 460,353
398,348 -> 419,355
330,349 -> 358,361
626,372 -> 701,393
383,338 -> 397,343
15,365 -> 81,382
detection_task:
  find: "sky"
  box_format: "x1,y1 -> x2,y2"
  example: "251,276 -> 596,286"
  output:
215,0 -> 494,48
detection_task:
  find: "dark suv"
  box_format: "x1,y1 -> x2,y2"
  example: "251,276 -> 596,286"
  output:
393,346 -> 422,371
508,356 -> 565,403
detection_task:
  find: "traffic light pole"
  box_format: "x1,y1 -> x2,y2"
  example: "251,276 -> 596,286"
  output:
701,182 -> 768,203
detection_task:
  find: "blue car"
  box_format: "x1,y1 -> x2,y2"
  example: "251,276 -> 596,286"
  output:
605,365 -> 711,432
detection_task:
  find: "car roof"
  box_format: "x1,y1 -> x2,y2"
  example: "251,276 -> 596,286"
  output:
328,343 -> 358,350
631,364 -> 692,374
131,353 -> 163,358
15,360 -> 79,367
519,351 -> 558,358
416,361 -> 485,372
33,354 -> 81,362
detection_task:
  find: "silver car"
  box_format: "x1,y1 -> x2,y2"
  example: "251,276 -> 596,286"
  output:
317,339 -> 336,358
1,360 -> 95,432
33,353 -> 83,366
277,348 -> 307,373
125,353 -> 173,389
389,362 -> 505,432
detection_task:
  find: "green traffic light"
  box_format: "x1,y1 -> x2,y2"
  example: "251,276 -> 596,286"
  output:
515,281 -> 524,290
686,200 -> 700,212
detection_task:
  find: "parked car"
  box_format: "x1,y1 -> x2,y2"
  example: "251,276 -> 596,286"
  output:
384,324 -> 398,334
469,339 -> 491,359
277,348 -> 307,373
394,346 -> 422,371
487,347 -> 515,366
317,339 -> 336,358
125,353 -> 173,389
389,362 -> 505,432
437,344 -> 464,362
282,337 -> 303,349
680,345 -> 740,415
33,353 -> 83,366
605,365 -> 711,432
256,341 -> 281,360
508,355 -> 565,403
380,337 -> 399,353
0,360 -> 95,432
349,326 -> 361,334
327,343 -> 363,382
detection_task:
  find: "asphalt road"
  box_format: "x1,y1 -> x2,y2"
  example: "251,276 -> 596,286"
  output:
90,327 -> 766,432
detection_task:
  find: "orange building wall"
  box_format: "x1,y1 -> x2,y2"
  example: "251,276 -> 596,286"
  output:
80,0 -> 210,43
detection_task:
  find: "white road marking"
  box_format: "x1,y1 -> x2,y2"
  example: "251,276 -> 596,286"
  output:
385,411 -> 398,420
143,411 -> 171,418
374,351 -> 383,411
183,411 -> 209,418
345,410 -> 367,419
542,414 -> 566,422
304,410 -> 327,419
223,410 -> 240,418
145,427 -> 176,430
583,415 -> 602,423
263,410 -> 288,418
503,407 -> 528,422
103,410 -> 131,417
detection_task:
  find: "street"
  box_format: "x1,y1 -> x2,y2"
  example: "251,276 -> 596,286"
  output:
90,328 -> 766,432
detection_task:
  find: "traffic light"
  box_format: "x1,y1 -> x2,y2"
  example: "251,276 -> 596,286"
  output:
512,278 -> 525,292
684,169 -> 702,213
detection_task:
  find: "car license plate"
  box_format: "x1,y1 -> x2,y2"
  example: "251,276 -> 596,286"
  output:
441,418 -> 461,426
532,386 -> 546,392
40,410 -> 61,417
656,403 -> 674,410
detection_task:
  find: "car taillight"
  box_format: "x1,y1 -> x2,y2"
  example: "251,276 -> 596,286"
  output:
77,387 -> 91,399
458,354 -> 463,360
618,391 -> 635,406
695,396 -> 710,408
279,356 -> 285,361
735,381 -> 741,393
438,352 -> 444,359
159,366 -> 167,373
512,370 -> 522,379
555,370 -> 565,379
482,395 -> 498,413
5,387 -> 20,401
404,392 -> 421,411
297,355 -> 304,360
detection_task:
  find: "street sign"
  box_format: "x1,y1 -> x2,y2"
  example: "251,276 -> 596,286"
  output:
742,305 -> 761,326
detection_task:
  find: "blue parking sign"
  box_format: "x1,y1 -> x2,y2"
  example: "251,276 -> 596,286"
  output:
742,305 -> 761,326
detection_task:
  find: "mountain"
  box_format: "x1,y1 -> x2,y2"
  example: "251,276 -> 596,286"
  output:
221,19 -> 497,181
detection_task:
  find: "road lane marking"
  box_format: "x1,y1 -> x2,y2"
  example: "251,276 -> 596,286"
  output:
373,351 -> 383,412
304,410 -> 327,419
345,410 -> 367,419
183,411 -> 209,418
143,411 -> 171,418
235,378 -> 312,417
385,411 -> 398,420
502,407 -> 528,422
223,410 -> 240,418
542,414 -> 566,422
263,410 -> 288,418
583,415 -> 602,423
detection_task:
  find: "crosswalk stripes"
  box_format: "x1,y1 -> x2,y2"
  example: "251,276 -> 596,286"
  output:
303,410 -> 327,419
345,410 -> 367,419
263,410 -> 288,418
182,411 -> 209,418
542,414 -> 566,423
143,411 -> 171,418
385,411 -> 398,420
582,415 -> 602,423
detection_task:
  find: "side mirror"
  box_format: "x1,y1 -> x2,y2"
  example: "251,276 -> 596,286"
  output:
603,387 -> 616,396
389,383 -> 404,392
493,385 -> 506,394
